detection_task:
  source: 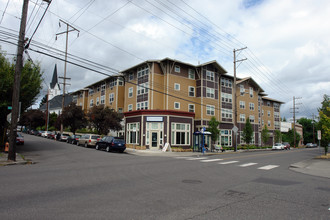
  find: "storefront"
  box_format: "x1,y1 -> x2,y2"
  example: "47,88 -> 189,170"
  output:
124,110 -> 195,150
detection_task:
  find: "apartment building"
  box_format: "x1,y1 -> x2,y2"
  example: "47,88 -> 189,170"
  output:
71,57 -> 283,149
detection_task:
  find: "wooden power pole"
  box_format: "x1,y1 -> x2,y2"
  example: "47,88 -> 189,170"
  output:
8,0 -> 29,161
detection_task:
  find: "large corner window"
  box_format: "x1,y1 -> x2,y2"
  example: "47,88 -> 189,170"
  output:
206,105 -> 215,116
126,123 -> 140,144
137,66 -> 149,78
171,123 -> 190,145
206,70 -> 214,81
220,130 -> 232,146
206,88 -> 215,98
188,69 -> 195,79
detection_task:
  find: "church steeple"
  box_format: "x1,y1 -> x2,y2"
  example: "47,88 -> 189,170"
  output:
48,64 -> 61,100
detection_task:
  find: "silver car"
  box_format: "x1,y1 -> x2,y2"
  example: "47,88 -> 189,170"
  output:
76,134 -> 101,148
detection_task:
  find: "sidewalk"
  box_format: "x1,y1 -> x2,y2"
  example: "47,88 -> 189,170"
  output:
0,153 -> 27,166
290,158 -> 330,179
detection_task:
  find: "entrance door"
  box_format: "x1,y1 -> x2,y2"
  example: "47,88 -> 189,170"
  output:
151,132 -> 158,147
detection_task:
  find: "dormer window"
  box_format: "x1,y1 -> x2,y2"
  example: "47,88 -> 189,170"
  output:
175,65 -> 180,73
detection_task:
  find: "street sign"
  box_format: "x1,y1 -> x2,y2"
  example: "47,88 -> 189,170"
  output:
232,126 -> 238,134
317,130 -> 321,140
8,106 -> 12,110
7,113 -> 11,123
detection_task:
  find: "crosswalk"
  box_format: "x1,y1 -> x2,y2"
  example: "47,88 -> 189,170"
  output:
175,157 -> 279,171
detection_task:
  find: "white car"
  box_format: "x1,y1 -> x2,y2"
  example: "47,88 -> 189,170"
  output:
272,143 -> 284,150
41,131 -> 50,137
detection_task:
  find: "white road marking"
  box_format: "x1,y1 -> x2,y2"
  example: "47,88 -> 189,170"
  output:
239,162 -> 258,167
200,159 -> 224,162
219,161 -> 239,164
258,165 -> 279,170
175,157 -> 190,159
186,157 -> 208,160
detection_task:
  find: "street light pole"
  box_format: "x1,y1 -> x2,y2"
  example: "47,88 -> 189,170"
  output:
8,0 -> 29,161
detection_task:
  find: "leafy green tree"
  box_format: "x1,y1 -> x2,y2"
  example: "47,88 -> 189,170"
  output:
242,117 -> 253,146
261,125 -> 270,146
282,129 -> 301,148
62,102 -> 87,134
274,130 -> 282,143
297,117 -> 314,144
20,109 -> 45,129
0,51 -> 43,146
207,116 -> 220,150
48,112 -> 58,129
39,94 -> 47,108
88,105 -> 122,135
318,94 -> 330,154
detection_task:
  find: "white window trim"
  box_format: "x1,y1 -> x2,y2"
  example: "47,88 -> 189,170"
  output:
188,104 -> 195,113
188,69 -> 195,79
128,87 -> 133,98
128,104 -> 133,112
188,86 -> 195,97
206,105 -> 215,116
174,83 -> 180,91
175,65 -> 180,73
174,102 -> 180,109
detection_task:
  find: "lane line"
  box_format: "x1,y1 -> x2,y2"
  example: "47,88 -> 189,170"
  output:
200,159 -> 224,162
219,161 -> 239,165
185,157 -> 208,160
258,165 -> 279,170
239,162 -> 258,167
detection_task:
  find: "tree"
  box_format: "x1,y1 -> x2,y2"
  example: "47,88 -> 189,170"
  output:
88,105 -> 122,135
207,117 -> 220,150
62,102 -> 87,134
0,51 -> 43,146
20,109 -> 45,129
261,125 -> 270,146
297,117 -> 314,144
242,117 -> 253,146
318,94 -> 330,154
48,112 -> 58,129
39,94 -> 47,108
274,130 -> 282,143
282,117 -> 287,122
282,129 -> 301,148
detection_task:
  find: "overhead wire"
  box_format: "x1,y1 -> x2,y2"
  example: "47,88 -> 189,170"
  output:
0,0 -> 10,25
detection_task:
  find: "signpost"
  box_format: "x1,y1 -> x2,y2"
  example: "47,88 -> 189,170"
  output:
317,130 -> 321,148
232,126 -> 238,152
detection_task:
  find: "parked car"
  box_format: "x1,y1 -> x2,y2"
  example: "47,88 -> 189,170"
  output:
272,143 -> 284,150
47,132 -> 55,139
306,143 -> 316,148
77,134 -> 101,148
95,136 -> 126,153
41,131 -> 50,138
67,134 -> 82,144
282,142 -> 290,150
59,133 -> 70,142
16,133 -> 24,145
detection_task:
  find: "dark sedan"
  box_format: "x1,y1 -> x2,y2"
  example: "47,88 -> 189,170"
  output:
95,136 -> 126,153
67,134 -> 82,144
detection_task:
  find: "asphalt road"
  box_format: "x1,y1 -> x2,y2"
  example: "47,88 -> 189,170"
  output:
0,134 -> 329,220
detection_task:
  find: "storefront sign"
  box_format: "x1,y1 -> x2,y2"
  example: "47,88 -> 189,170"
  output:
146,116 -> 163,122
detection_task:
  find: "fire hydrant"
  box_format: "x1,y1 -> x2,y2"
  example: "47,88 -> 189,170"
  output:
5,142 -> 9,152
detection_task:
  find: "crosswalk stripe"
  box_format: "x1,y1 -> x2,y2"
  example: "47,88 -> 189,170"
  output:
175,157 -> 190,159
258,165 -> 279,170
219,161 -> 239,164
186,157 -> 208,160
200,159 -> 224,162
239,163 -> 258,167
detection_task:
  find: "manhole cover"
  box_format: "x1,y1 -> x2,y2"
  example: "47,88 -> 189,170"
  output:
182,179 -> 202,184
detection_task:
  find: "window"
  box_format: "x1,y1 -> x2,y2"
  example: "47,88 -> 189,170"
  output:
240,101 -> 245,109
206,88 -> 215,98
101,83 -> 106,91
97,86 -> 100,92
100,95 -> 105,104
268,111 -> 271,117
118,108 -> 123,113
249,103 -> 254,111
262,110 -> 264,116
221,78 -> 232,88
188,86 -> 195,97
240,132 -> 255,144
137,101 -> 148,110
96,97 -> 100,105
90,99 -> 94,107
268,120 -> 271,127
109,93 -> 114,103
206,105 -> 215,116
262,120 -> 264,126
129,73 -> 133,81
118,77 -> 124,86
137,83 -> 149,95
267,101 -> 270,106
137,66 -> 149,78
221,93 -> 232,103
188,104 -> 195,113
89,89 -> 94,95
171,123 -> 190,145
128,104 -> 133,112
188,69 -> 195,79
175,65 -> 180,73
128,87 -> 133,98
249,115 -> 255,123
240,114 -> 245,122
109,80 -> 117,88
249,87 -> 253,98
174,102 -> 180,109
221,108 -> 233,119
126,123 -> 140,144
220,130 -> 232,147
206,70 -> 214,81
240,85 -> 245,95
174,83 -> 180,91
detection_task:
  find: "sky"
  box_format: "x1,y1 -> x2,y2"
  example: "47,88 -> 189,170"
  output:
0,0 -> 329,121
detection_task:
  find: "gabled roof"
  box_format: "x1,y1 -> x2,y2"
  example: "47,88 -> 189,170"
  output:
197,60 -> 227,74
262,96 -> 285,104
50,64 -> 60,89
236,77 -> 265,93
84,74 -> 123,89
39,94 -> 73,111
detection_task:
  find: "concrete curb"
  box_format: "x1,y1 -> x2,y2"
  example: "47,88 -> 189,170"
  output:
0,153 -> 30,166
290,158 -> 330,179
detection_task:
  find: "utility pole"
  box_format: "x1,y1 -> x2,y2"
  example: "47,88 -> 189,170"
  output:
233,47 -> 247,152
291,96 -> 301,148
312,113 -> 315,144
8,0 -> 29,161
56,19 -> 79,133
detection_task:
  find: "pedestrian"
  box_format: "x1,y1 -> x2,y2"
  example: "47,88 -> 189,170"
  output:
56,132 -> 61,141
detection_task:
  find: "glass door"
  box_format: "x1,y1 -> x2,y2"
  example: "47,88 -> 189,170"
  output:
151,132 -> 158,147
